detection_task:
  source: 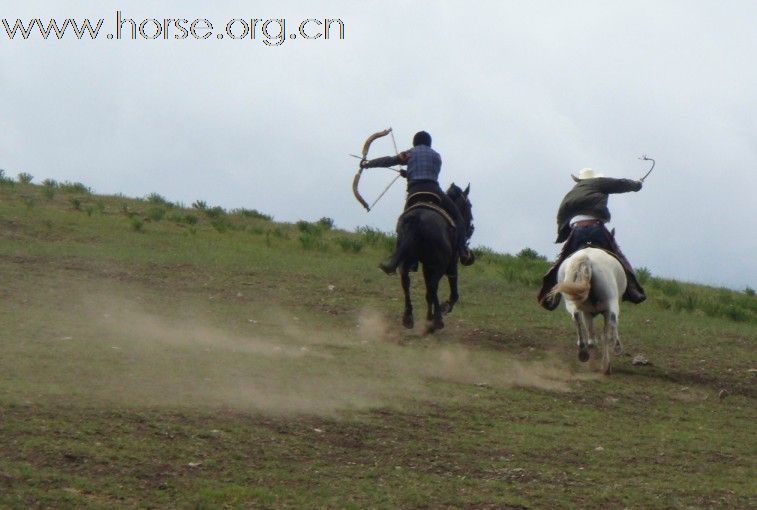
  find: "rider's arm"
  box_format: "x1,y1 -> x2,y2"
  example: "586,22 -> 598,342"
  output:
595,177 -> 642,194
361,152 -> 407,169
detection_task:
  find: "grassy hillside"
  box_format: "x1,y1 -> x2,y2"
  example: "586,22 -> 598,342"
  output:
0,177 -> 755,509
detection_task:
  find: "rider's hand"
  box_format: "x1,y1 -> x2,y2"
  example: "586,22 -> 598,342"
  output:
399,169 -> 407,178
360,159 -> 369,169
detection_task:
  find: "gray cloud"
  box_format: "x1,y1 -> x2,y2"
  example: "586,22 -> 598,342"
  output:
2,1 -> 755,288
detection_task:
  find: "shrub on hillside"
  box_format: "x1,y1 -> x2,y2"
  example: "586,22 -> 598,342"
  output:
130,218 -> 143,232
356,226 -> 396,251
297,220 -> 323,234
648,279 -> 756,323
493,253 -> 550,287
267,227 -> 289,240
59,181 -> 91,194
147,207 -> 166,221
146,193 -> 172,206
517,247 -> 547,261
192,200 -> 208,210
17,172 -> 33,184
211,216 -> 232,233
636,267 -> 651,284
42,186 -> 56,200
317,217 -> 334,230
651,278 -> 682,297
299,232 -> 327,251
337,237 -> 364,253
169,212 -> 198,225
204,206 -> 226,218
470,246 -> 497,263
232,208 -> 272,221
0,170 -> 16,186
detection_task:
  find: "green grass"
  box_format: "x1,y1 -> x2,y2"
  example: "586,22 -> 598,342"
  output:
0,183 -> 754,509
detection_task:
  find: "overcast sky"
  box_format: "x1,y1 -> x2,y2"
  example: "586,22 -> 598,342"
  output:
2,1 -> 755,289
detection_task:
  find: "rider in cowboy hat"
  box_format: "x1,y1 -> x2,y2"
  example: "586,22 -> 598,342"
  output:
538,167 -> 647,310
360,130 -> 473,273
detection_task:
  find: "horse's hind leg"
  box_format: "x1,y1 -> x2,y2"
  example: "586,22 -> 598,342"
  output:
574,312 -> 590,362
586,316 -> 597,349
401,268 -> 413,329
441,263 -> 458,315
601,311 -> 613,375
610,310 -> 623,357
423,266 -> 444,333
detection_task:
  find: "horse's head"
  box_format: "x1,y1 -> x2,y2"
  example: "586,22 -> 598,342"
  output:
447,183 -> 474,241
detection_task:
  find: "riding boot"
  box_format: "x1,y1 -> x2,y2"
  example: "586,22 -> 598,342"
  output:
608,238 -> 646,304
459,238 -> 474,266
538,260 -> 562,310
537,236 -> 578,310
379,257 -> 398,275
379,241 -> 400,275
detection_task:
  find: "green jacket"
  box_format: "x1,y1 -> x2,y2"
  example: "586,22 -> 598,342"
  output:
555,177 -> 642,243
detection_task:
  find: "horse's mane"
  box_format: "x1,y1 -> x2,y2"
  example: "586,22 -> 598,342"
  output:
446,183 -> 474,238
446,183 -> 463,200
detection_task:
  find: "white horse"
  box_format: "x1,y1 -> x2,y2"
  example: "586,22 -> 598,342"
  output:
548,247 -> 627,375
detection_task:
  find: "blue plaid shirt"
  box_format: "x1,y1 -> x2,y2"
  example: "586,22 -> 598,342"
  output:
400,145 -> 441,183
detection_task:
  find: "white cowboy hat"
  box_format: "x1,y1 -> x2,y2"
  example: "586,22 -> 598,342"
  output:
577,168 -> 603,179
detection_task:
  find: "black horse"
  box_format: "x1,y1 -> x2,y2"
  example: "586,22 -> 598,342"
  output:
393,183 -> 474,333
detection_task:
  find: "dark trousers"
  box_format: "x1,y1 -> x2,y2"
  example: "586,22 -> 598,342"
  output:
537,223 -> 646,309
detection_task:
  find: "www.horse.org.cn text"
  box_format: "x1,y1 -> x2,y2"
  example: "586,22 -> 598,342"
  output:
1,11 -> 346,46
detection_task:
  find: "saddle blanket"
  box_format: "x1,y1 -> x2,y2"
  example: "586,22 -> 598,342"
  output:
401,192 -> 456,229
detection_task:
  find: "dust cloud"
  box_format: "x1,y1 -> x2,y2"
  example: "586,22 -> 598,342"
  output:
22,294 -> 587,416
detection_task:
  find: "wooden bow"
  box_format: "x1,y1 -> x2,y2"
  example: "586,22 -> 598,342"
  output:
352,128 -> 401,211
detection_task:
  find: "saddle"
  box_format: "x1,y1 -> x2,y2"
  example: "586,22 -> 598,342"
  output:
572,241 -> 623,266
577,244 -> 624,266
401,192 -> 456,228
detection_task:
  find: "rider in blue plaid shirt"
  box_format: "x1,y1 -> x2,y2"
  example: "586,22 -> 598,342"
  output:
361,131 -> 473,273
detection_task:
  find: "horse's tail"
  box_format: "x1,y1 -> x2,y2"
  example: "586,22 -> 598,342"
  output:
395,211 -> 422,264
548,253 -> 591,305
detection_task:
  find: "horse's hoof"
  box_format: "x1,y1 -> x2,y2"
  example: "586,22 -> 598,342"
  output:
403,316 -> 414,329
578,349 -> 590,362
440,302 -> 452,315
424,319 -> 443,335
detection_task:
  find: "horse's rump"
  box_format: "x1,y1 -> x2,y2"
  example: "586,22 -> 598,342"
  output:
395,208 -> 455,267
550,252 -> 591,303
550,248 -> 626,311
